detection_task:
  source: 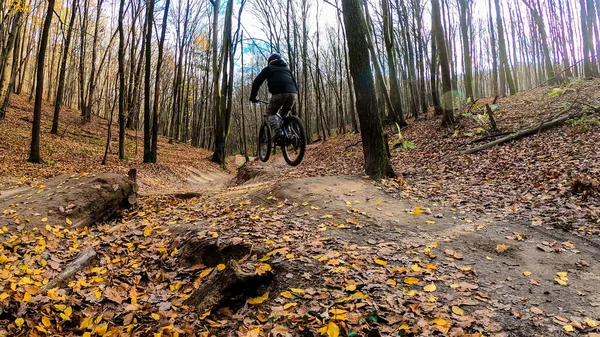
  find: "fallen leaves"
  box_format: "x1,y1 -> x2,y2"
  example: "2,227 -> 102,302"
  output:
403,277 -> 419,285
451,306 -> 464,316
555,271 -> 569,286
374,258 -> 387,266
247,292 -> 269,305
318,321 -> 340,337
495,244 -> 510,253
424,282 -> 436,292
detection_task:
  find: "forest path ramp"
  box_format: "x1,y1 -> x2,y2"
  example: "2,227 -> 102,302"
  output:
246,174 -> 600,336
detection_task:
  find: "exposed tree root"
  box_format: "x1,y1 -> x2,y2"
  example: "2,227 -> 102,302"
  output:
177,238 -> 274,315
40,248 -> 97,293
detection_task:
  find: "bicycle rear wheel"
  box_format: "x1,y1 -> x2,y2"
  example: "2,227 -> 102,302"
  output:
281,116 -> 306,166
258,122 -> 272,162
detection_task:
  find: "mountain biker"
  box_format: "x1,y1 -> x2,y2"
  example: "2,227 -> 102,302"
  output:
249,53 -> 298,142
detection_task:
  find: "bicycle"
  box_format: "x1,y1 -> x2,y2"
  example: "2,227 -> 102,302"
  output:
255,100 -> 306,166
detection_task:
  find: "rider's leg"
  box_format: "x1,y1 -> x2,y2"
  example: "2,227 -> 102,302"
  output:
279,93 -> 298,117
268,94 -> 284,139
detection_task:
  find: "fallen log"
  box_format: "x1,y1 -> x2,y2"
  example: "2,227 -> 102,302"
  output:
457,131 -> 513,148
461,108 -> 585,155
0,172 -> 137,230
40,247 -> 97,293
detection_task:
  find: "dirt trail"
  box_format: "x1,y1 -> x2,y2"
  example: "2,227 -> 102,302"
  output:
229,173 -> 600,336
130,155 -> 600,335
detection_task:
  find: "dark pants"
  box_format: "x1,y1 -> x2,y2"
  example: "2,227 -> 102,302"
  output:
268,93 -> 297,116
268,93 -> 297,136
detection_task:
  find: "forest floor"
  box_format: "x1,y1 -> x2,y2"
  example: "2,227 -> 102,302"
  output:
0,94 -> 238,194
1,79 -> 600,337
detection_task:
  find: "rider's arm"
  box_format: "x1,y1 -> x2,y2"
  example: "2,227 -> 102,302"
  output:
250,68 -> 268,100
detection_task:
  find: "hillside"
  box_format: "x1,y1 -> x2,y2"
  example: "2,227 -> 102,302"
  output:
251,78 -> 600,237
1,81 -> 600,337
0,95 -> 232,193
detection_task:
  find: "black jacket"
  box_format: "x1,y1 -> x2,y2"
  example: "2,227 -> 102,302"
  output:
250,60 -> 298,99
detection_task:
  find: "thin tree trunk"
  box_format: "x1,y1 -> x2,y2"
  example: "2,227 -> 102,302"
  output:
51,0 -> 78,133
29,0 -> 56,163
142,0 -> 154,163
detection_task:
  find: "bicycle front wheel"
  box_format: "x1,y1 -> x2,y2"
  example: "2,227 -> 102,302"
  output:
258,122 -> 272,162
281,116 -> 306,166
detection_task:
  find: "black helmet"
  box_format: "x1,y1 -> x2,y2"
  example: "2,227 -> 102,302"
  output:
268,53 -> 282,64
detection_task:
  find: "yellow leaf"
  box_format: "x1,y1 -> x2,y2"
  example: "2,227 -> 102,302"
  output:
326,309 -> 346,317
42,316 -> 51,328
143,226 -> 153,237
66,218 -> 72,225
374,258 -> 387,266
557,271 -> 568,279
345,284 -> 356,291
386,279 -> 397,286
351,291 -> 368,299
36,326 -> 47,333
15,317 -> 24,327
399,325 -> 411,332
94,324 -> 108,335
248,292 -> 269,305
245,327 -> 261,337
54,304 -> 67,311
64,306 -> 72,317
563,324 -> 574,332
285,253 -> 294,259
496,244 -> 510,253
200,311 -> 210,319
318,321 -> 340,337
280,291 -> 293,299
585,317 -> 599,328
80,317 -> 93,329
283,302 -> 297,310
41,217 -> 48,222
555,278 -> 568,286
83,332 -> 91,337
433,317 -> 451,328
413,206 -> 422,215
290,288 -> 305,293
452,306 -> 464,316
151,313 -> 161,320
411,264 -> 422,272
23,292 -> 31,302
523,271 -> 532,277
403,277 -> 419,285
255,263 -> 272,275
217,264 -> 226,271
424,282 -> 436,292
200,268 -> 214,278
0,292 -> 9,301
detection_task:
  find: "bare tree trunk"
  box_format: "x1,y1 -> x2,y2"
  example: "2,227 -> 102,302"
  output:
117,0 -> 126,159
494,0 -> 516,95
150,0 -> 171,162
0,10 -> 23,119
432,0 -> 454,127
458,0 -> 474,101
142,0 -> 154,163
29,0 -> 56,163
341,0 -> 395,179
51,0 -> 78,133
